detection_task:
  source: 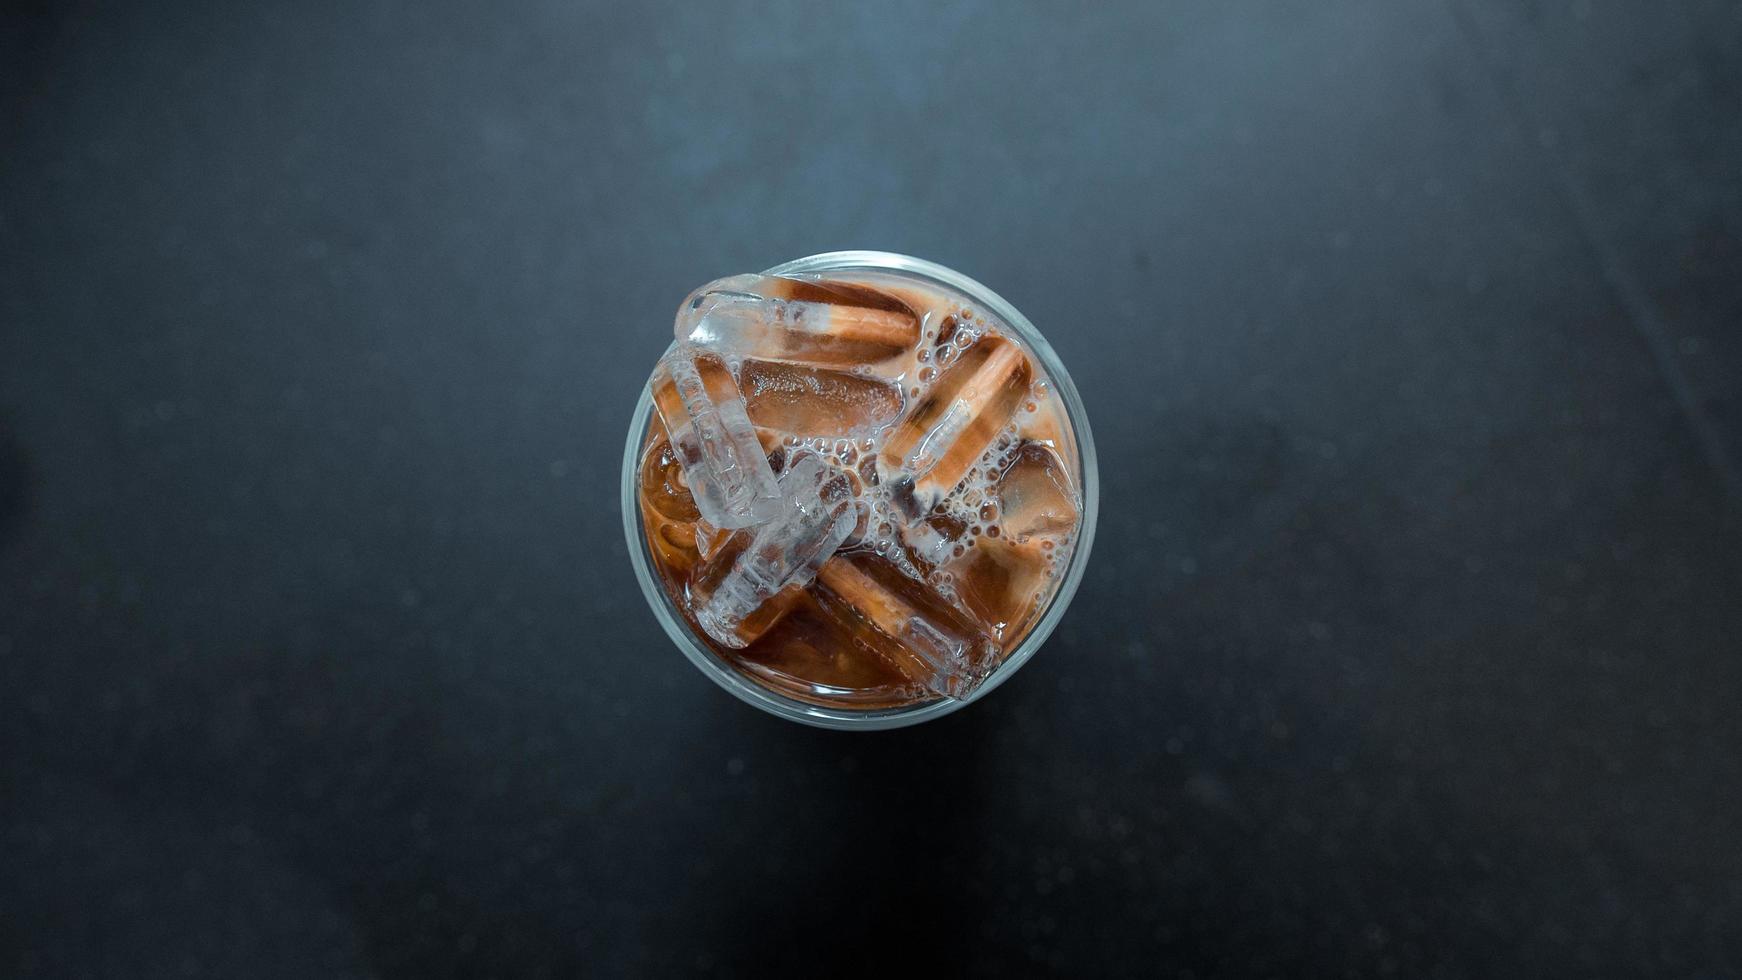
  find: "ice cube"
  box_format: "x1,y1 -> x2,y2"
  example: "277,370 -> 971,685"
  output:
689,453 -> 856,648
911,441 -> 1074,635
899,513 -> 968,571
740,358 -> 903,438
649,346 -> 782,529
676,274 -> 919,366
725,592 -> 930,708
877,335 -> 1032,519
943,537 -> 1054,644
887,493 -> 1058,643
692,516 -> 729,561
811,552 -> 1000,700
996,443 -> 1078,542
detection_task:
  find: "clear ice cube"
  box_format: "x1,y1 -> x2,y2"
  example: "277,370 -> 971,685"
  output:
728,592 -> 931,707
690,453 -> 856,649
996,443 -> 1077,542
649,346 -> 782,529
692,518 -> 730,561
812,552 -> 1000,700
740,358 -> 904,438
877,336 -> 1032,519
943,537 -> 1053,644
676,274 -> 919,366
898,442 -> 1074,640
931,443 -> 1076,639
899,513 -> 968,570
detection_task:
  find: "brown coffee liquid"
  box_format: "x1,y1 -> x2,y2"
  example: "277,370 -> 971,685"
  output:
639,270 -> 1083,709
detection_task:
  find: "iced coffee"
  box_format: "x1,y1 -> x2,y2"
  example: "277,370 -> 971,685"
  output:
634,264 -> 1086,709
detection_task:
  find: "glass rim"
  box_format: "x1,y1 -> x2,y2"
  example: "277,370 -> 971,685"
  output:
620,250 -> 1100,730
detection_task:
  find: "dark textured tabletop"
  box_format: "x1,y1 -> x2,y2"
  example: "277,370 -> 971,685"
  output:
4,1 -> 1740,976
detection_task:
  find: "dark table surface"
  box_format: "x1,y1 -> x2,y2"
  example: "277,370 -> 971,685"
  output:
4,1 -> 1740,976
